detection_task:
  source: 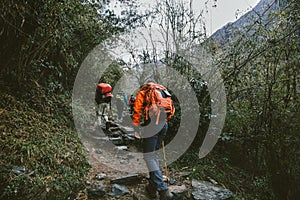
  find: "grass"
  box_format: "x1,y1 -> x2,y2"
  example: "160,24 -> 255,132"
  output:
171,148 -> 273,200
0,91 -> 90,199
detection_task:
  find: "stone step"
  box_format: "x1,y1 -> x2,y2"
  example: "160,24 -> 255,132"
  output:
111,174 -> 144,185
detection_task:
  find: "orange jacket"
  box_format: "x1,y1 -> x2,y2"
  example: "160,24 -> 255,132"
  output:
132,89 -> 146,126
132,83 -> 175,126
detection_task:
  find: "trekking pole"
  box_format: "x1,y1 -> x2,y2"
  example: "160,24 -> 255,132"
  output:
162,140 -> 169,180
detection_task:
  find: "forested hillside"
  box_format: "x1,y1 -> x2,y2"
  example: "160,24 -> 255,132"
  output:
208,0 -> 300,199
0,0 -> 141,199
0,0 -> 299,199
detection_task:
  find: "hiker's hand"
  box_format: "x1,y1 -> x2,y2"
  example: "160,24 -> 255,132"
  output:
133,126 -> 141,139
134,131 -> 141,139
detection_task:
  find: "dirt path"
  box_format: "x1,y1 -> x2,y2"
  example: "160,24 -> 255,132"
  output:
77,148 -> 148,200
75,114 -> 188,200
76,115 -> 149,200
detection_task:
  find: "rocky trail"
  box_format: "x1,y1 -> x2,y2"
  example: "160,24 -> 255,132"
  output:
76,113 -> 234,200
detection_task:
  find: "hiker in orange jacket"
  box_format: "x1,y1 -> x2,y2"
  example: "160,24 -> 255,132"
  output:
132,81 -> 175,200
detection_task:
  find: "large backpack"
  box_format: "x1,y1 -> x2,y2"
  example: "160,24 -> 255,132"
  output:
95,83 -> 113,104
141,83 -> 175,125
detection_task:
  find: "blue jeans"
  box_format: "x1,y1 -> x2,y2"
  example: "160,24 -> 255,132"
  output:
143,122 -> 168,192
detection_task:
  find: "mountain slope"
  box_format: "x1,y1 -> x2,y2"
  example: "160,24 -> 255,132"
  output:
211,0 -> 282,45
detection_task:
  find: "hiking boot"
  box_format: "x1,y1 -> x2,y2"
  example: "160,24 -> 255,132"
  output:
159,189 -> 176,200
145,184 -> 157,198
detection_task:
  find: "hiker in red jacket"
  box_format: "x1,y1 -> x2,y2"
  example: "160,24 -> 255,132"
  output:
95,83 -> 113,119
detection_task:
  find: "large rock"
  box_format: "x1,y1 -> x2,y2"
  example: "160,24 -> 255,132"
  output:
133,184 -> 189,200
192,180 -> 233,200
169,184 -> 189,199
109,184 -> 130,197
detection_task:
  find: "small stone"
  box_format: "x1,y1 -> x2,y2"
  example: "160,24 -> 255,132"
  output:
95,148 -> 103,154
95,173 -> 107,180
123,134 -> 135,141
12,166 -> 26,175
127,154 -> 134,159
120,126 -> 135,133
85,180 -> 91,186
109,127 -> 120,132
115,146 -> 128,151
208,177 -> 218,185
120,160 -> 127,164
169,179 -> 176,185
179,171 -> 191,177
111,130 -> 123,137
110,137 -> 123,145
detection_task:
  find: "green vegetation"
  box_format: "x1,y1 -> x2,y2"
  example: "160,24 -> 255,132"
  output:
0,0 -> 140,198
0,0 -> 299,199
0,87 -> 89,199
215,2 -> 300,198
164,1 -> 300,199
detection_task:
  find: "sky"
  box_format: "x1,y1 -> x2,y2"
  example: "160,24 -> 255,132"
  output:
109,0 -> 261,62
137,0 -> 261,35
203,0 -> 261,34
